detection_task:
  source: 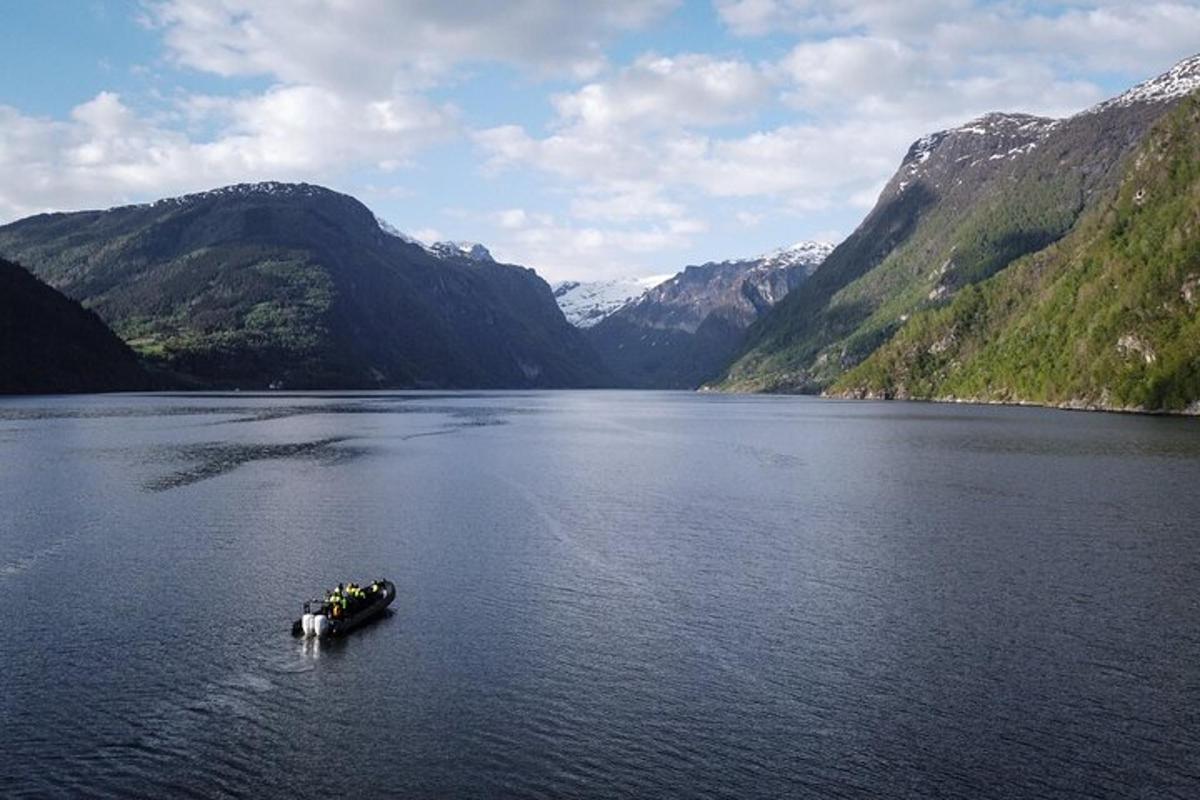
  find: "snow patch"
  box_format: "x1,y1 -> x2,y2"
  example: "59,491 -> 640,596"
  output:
553,276 -> 667,327
429,241 -> 494,262
374,215 -> 426,246
140,182 -> 333,210
373,218 -> 496,263
715,240 -> 835,272
1087,54 -> 1200,113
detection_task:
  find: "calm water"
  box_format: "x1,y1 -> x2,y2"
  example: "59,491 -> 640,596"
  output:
2,391 -> 1199,798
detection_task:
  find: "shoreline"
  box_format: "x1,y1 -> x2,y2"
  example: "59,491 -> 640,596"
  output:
822,389 -> 1200,418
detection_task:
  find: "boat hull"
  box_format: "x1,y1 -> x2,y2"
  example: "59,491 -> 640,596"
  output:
291,580 -> 395,637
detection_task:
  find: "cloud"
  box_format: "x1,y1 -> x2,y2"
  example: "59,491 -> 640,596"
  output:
570,182 -> 688,222
490,217 -> 707,281
187,85 -> 452,170
410,227 -> 443,244
0,1 -> 686,226
773,35 -> 1102,120
3,0 -> 1198,281
0,87 -> 452,220
553,53 -> 772,130
476,0 -> 1194,270
714,0 -> 964,38
715,0 -> 1200,74
148,0 -> 680,91
476,205 -> 709,281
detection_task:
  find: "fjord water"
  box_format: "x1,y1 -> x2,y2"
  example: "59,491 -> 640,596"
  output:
2,392 -> 1198,798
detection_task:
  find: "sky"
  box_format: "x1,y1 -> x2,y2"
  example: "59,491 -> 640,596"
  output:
1,1 -> 1198,282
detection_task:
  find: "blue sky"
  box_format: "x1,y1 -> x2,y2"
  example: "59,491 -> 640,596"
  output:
1,1 -> 1197,281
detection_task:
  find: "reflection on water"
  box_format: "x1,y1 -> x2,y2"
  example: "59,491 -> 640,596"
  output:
1,392 -> 1198,799
0,392 -> 526,425
136,404 -> 509,490
143,437 -> 361,492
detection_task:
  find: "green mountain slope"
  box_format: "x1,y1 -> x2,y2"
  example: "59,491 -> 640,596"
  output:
0,257 -> 149,394
717,55 -> 1200,394
832,94 -> 1200,413
0,183 -> 608,389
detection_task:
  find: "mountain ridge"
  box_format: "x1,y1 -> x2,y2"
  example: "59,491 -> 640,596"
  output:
587,240 -> 832,388
830,93 -> 1200,414
716,53 -> 1200,396
0,182 -> 610,390
0,257 -> 150,394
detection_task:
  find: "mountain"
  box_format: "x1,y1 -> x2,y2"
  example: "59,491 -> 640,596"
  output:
428,241 -> 495,262
718,54 -> 1200,394
0,182 -> 608,390
588,241 -> 833,388
0,257 -> 149,394
832,94 -> 1200,413
553,276 -> 668,328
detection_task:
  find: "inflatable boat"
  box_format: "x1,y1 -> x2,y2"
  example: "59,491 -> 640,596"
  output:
292,579 -> 395,638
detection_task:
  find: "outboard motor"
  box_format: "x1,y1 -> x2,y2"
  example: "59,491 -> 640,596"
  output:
301,613 -> 315,637
312,614 -> 332,638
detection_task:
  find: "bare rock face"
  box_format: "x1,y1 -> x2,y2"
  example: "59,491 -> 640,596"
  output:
615,242 -> 834,335
1182,275 -> 1199,307
1117,333 -> 1158,365
586,242 -> 833,388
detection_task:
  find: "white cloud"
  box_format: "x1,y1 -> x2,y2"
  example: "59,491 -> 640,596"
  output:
475,1 -> 1197,274
484,211 -> 708,281
553,53 -> 771,130
3,0 -> 1198,281
148,0 -> 680,91
0,88 -> 452,220
774,35 -> 1103,120
714,0 -> 965,38
188,85 -> 452,171
0,0 -> 680,221
410,227 -> 443,244
716,0 -> 1200,74
495,209 -> 530,229
570,182 -> 687,222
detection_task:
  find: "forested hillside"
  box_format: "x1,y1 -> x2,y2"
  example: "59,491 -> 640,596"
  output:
717,56 -> 1200,397
833,95 -> 1200,413
0,183 -> 609,390
0,257 -> 149,394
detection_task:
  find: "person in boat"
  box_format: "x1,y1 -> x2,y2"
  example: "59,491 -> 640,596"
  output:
327,585 -> 347,619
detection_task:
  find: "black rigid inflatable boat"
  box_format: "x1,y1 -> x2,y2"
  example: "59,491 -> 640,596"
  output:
291,579 -> 395,638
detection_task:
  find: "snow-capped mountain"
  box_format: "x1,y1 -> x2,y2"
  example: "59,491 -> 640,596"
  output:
146,181 -> 330,209
722,53 -> 1200,394
584,241 -> 834,388
553,276 -> 668,328
373,218 -> 496,263
1088,53 -> 1200,113
894,113 -> 1060,195
891,54 -> 1200,200
428,241 -> 494,262
555,242 -> 833,331
628,240 -> 835,334
720,240 -> 835,281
